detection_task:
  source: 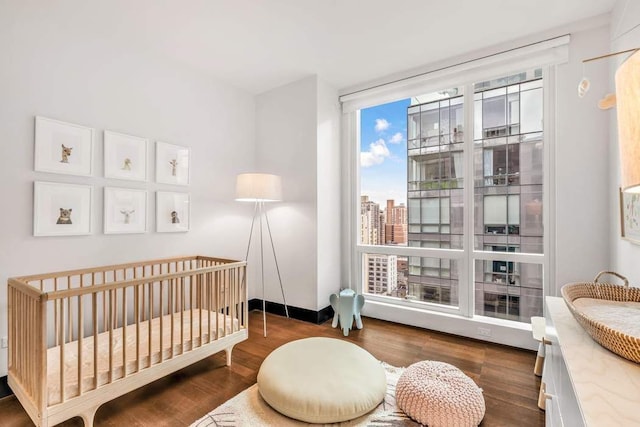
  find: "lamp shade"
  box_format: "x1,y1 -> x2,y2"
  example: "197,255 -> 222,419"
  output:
235,173 -> 282,202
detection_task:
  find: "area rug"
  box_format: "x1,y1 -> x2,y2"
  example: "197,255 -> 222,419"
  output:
191,362 -> 418,426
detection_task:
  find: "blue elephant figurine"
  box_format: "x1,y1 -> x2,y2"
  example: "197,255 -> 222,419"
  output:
330,288 -> 365,336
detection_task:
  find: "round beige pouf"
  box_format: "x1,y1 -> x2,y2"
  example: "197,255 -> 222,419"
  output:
257,337 -> 386,424
396,360 -> 485,427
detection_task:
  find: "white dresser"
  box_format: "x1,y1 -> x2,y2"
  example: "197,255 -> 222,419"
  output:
543,296 -> 640,426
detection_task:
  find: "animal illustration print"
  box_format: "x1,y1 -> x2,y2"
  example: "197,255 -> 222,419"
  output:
169,159 -> 178,176
122,158 -> 132,171
60,144 -> 72,163
171,211 -> 180,224
56,208 -> 72,224
120,209 -> 135,224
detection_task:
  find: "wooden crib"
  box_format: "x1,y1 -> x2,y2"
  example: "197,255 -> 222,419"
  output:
7,255 -> 247,427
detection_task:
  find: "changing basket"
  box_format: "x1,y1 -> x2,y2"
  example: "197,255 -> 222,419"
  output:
561,271 -> 640,364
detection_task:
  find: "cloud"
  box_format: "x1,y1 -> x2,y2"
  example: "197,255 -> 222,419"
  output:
389,132 -> 404,144
361,139 -> 390,168
374,118 -> 390,132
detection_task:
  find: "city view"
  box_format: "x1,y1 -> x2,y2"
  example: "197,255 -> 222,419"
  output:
360,70 -> 544,322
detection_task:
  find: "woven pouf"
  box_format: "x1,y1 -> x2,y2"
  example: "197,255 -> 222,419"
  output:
396,360 -> 485,427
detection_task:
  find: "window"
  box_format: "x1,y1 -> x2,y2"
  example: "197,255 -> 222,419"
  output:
355,68 -> 547,324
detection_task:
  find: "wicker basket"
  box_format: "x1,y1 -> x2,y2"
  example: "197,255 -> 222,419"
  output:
561,271 -> 640,364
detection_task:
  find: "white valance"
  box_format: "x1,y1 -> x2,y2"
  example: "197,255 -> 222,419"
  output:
340,35 -> 570,113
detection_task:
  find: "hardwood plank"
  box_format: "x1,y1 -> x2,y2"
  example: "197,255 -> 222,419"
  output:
0,311 -> 543,426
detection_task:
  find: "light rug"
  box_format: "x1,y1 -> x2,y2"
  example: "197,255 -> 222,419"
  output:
191,363 -> 418,426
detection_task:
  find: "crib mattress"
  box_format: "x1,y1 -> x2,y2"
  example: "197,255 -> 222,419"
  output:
46,309 -> 239,404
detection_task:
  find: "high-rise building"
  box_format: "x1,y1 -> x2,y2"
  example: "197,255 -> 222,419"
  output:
406,70 -> 544,322
365,254 -> 398,295
361,195 -> 382,245
384,200 -> 407,245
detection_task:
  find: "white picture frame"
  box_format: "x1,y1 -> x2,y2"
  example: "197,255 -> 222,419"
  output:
34,116 -> 94,176
104,131 -> 148,182
620,186 -> 640,245
156,141 -> 190,185
34,181 -> 93,236
156,191 -> 190,232
104,187 -> 147,234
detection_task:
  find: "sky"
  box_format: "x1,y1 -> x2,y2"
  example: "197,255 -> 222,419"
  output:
360,98 -> 410,207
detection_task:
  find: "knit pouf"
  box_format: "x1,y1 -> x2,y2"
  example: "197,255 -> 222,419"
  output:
396,361 -> 485,427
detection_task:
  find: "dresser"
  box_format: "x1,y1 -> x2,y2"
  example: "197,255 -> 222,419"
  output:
542,296 -> 640,426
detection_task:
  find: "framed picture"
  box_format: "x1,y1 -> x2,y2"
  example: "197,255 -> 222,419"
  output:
104,187 -> 147,234
35,116 -> 94,176
156,141 -> 190,185
620,187 -> 640,244
156,191 -> 190,232
104,131 -> 147,181
34,181 -> 92,236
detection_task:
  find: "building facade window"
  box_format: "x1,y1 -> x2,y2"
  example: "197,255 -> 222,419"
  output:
357,67 -> 547,324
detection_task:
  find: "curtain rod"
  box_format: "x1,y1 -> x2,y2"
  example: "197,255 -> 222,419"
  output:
339,34 -> 570,100
582,47 -> 639,63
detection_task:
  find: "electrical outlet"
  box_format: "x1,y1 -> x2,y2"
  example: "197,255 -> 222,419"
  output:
477,327 -> 492,337
1,336 -> 7,348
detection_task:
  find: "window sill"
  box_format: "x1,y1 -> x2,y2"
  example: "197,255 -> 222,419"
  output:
361,298 -> 537,351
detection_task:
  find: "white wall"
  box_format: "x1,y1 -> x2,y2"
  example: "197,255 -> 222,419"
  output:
316,79 -> 342,311
255,77 -> 319,310
609,0 -> 640,285
254,76 -> 342,312
0,6 -> 255,376
554,24 -> 611,294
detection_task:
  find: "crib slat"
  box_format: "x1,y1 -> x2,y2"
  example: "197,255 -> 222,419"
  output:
7,288 -> 12,388
224,270 -> 228,338
232,268 -> 236,334
207,272 -> 212,344
108,289 -> 114,384
103,272 -> 107,332
39,291 -> 47,410
148,282 -> 153,368
170,278 -> 174,359
93,293 -> 98,390
215,271 -> 220,340
123,287 -> 127,377
67,294 -> 72,341
54,277 -> 59,347
19,292 -> 25,401
233,268 -> 241,332
59,299 -> 65,404
78,294 -> 83,396
181,277 -> 185,354
197,272 -> 202,347
79,272 -> 85,391
136,284 -> 141,372
160,280 -> 164,362
190,274 -> 194,348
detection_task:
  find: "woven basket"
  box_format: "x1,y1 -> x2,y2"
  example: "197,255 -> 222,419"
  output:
561,271 -> 640,364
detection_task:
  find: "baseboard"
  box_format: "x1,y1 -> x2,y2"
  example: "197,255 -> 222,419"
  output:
248,299 -> 333,325
0,375 -> 12,399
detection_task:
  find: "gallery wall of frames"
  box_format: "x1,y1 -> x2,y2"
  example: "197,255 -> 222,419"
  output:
33,116 -> 191,236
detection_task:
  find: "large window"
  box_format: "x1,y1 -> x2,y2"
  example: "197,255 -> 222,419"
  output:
356,68 -> 546,323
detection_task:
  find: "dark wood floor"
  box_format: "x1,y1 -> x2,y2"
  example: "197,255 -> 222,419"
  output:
0,311 -> 544,426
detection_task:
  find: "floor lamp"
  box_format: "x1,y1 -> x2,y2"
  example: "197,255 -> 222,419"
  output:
236,173 -> 289,337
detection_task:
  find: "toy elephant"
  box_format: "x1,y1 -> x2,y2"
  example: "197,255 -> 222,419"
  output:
330,288 -> 365,336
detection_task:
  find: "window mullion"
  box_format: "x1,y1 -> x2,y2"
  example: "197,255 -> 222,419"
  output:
461,84 -> 475,317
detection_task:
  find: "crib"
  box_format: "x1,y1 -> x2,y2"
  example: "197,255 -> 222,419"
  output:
7,255 -> 247,427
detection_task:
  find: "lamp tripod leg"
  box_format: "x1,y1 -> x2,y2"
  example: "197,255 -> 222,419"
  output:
244,202 -> 259,263
259,202 -> 267,337
264,210 -> 289,319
